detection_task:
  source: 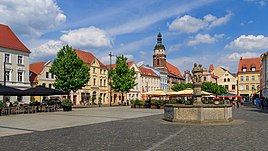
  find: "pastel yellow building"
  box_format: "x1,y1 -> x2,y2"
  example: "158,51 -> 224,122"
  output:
237,57 -> 260,100
71,49 -> 109,105
29,61 -> 55,101
212,66 -> 237,94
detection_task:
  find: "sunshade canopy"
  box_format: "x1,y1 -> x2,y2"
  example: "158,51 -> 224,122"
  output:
167,88 -> 212,96
142,89 -> 167,96
0,85 -> 25,96
23,85 -> 68,96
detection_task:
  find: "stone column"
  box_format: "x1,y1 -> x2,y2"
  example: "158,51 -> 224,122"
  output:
193,83 -> 202,104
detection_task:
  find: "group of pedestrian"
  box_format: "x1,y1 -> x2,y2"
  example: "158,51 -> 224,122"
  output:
231,98 -> 244,108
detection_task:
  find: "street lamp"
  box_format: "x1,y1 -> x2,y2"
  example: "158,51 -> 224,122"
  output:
109,52 -> 114,107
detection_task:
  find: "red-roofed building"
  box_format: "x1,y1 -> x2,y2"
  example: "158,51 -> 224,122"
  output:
237,57 -> 260,100
29,61 -> 56,101
68,49 -> 109,105
0,24 -> 31,103
152,32 -> 184,89
106,61 -> 142,103
139,66 -> 160,94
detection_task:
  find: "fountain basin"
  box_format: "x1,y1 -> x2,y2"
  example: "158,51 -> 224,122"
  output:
164,104 -> 232,123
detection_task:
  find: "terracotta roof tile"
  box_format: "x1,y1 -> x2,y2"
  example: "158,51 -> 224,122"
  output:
238,57 -> 260,73
75,49 -> 107,68
0,24 -> 30,53
29,62 -> 46,83
139,67 -> 158,77
166,62 -> 183,78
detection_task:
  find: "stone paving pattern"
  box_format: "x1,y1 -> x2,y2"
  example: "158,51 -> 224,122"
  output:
0,104 -> 268,151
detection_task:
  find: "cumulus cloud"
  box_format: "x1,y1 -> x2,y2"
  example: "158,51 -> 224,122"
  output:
227,52 -> 260,61
31,40 -> 63,57
187,34 -> 224,46
224,35 -> 268,51
0,0 -> 66,37
60,26 -> 112,49
245,0 -> 267,6
168,11 -> 232,33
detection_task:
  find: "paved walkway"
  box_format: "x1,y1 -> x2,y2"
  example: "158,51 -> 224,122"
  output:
0,106 -> 163,137
0,104 -> 268,151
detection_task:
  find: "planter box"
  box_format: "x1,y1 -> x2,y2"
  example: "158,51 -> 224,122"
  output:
63,106 -> 72,111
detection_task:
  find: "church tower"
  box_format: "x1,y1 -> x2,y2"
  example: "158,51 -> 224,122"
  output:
153,32 -> 167,70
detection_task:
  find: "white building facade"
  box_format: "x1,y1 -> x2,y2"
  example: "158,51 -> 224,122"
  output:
0,24 -> 31,103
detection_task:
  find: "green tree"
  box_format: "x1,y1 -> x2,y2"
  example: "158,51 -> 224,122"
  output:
111,55 -> 136,104
49,45 -> 90,97
201,82 -> 227,95
171,83 -> 193,91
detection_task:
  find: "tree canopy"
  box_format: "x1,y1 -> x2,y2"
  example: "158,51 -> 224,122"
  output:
171,82 -> 227,95
201,82 -> 227,95
49,45 -> 90,95
171,83 -> 193,91
110,55 -> 136,101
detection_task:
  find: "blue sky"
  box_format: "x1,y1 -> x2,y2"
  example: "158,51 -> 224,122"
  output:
1,0 -> 268,73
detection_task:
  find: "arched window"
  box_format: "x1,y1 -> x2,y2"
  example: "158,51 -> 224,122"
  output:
227,78 -> 230,82
224,78 -> 226,82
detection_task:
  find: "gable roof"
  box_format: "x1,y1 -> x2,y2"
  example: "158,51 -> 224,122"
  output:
166,62 -> 183,78
209,64 -> 214,72
75,49 -> 106,68
106,61 -> 135,69
139,67 -> 158,77
29,62 -> 46,83
0,24 -> 31,53
238,57 -> 260,73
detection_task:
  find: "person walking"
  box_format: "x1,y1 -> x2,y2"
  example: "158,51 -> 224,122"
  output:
236,99 -> 240,108
260,98 -> 264,110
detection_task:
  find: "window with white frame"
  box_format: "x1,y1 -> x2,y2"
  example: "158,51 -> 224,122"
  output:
252,76 -> 255,81
240,84 -> 244,90
246,85 -> 249,90
4,53 -> 10,63
240,76 -> 243,81
17,71 -> 23,82
18,56 -> 23,65
5,70 -> 10,81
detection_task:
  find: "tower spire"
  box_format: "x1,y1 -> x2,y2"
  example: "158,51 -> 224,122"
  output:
157,32 -> 162,44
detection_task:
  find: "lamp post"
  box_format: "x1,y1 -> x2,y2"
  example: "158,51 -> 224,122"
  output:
109,52 -> 114,107
3,59 -> 6,86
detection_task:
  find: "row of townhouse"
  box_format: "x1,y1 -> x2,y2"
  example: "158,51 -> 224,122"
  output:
28,33 -> 185,105
0,24 -> 186,104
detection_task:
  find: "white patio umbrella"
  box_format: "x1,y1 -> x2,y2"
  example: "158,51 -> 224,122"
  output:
167,88 -> 212,96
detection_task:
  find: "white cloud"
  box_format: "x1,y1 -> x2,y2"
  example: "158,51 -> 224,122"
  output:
245,0 -> 267,6
208,11 -> 232,29
108,0 -> 215,35
167,43 -> 183,54
31,40 -> 63,58
224,35 -> 268,51
187,34 -> 224,46
0,0 -> 66,37
168,11 -> 232,33
227,52 -> 260,61
240,20 -> 254,26
60,26 -> 112,49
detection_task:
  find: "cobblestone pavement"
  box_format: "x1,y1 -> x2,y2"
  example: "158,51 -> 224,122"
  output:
0,104 -> 268,151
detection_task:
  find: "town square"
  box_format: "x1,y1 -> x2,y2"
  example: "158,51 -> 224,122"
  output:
0,0 -> 268,150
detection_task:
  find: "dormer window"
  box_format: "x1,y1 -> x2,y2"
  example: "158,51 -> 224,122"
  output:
242,68 -> 246,72
251,67 -> 256,71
